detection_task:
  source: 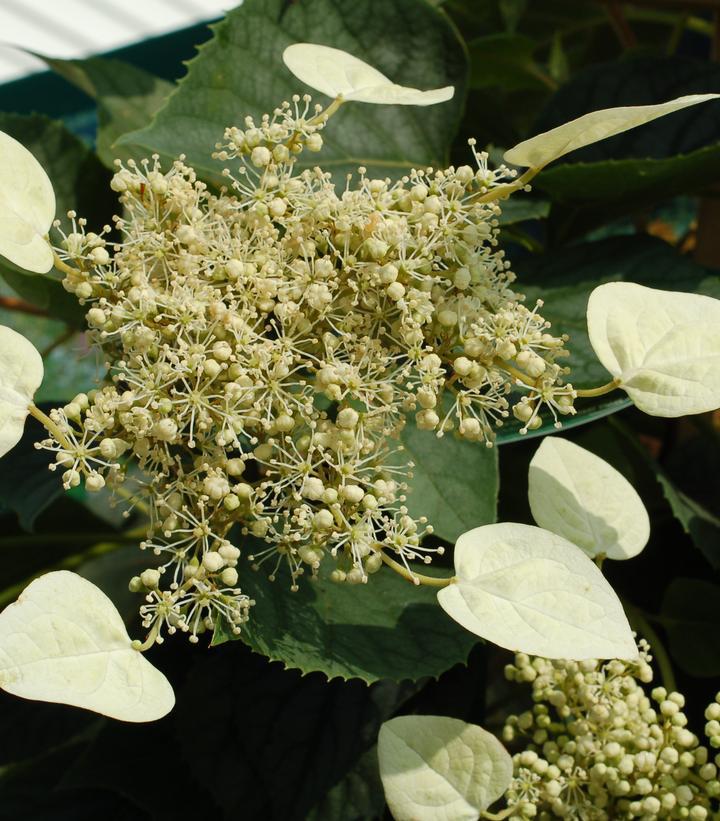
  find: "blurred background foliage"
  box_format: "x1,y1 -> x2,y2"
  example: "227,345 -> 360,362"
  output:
0,1 -> 719,818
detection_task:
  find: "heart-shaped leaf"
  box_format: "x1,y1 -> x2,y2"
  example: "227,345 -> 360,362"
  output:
0,130 -> 55,273
528,436 -> 650,560
587,282 -> 720,417
378,715 -> 512,821
0,570 -> 174,722
0,325 -> 43,458
437,522 -> 637,660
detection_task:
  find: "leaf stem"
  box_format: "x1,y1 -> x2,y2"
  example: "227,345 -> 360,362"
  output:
377,549 -> 455,588
574,378 -> 622,398
0,296 -> 48,317
28,403 -> 73,450
472,167 -> 541,205
493,358 -> 537,390
52,251 -> 82,278
481,807 -> 518,820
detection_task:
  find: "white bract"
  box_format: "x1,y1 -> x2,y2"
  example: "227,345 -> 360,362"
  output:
0,571 -> 175,722
528,437 -> 650,560
587,282 -> 720,417
437,523 -> 637,660
282,43 -> 454,105
0,325 -> 43,458
0,129 -> 56,272
504,93 -> 719,169
378,715 -> 513,821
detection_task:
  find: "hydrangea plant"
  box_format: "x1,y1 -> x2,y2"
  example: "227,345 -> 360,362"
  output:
0,7 -> 719,816
0,41 -> 718,723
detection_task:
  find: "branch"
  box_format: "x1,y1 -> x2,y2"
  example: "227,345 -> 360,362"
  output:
0,296 -> 48,317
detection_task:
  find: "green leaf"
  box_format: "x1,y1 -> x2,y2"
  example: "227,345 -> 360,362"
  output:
0,410 -> 62,530
120,0 -> 468,185
468,34 -> 550,92
661,578 -> 720,677
307,746 -> 385,821
173,646 -> 412,820
41,56 -> 174,167
497,196 -> 550,225
655,475 -> 720,570
401,418 -> 498,543
214,553 -> 476,683
537,143 -> 720,239
0,113 -> 115,325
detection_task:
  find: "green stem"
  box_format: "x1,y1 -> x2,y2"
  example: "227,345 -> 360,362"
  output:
28,403 -> 73,450
624,601 -> 677,693
377,549 -> 455,588
493,358 -> 537,390
472,167 -> 541,205
574,378 -> 622,398
481,807 -> 518,820
52,250 -> 82,278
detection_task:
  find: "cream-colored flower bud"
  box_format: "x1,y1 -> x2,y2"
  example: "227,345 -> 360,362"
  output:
212,341 -> 233,361
141,569 -> 161,588
453,356 -> 473,377
204,359 -> 222,378
90,247 -> 110,266
87,308 -> 107,327
85,473 -> 106,492
341,484 -> 365,504
220,567 -> 239,586
202,551 -> 225,573
386,281 -> 405,301
337,407 -> 359,429
379,264 -> 398,284
416,409 -> 439,430
306,133 -> 323,152
153,418 -> 178,442
219,544 -> 241,563
313,509 -> 335,530
251,146 -> 272,167
301,477 -> 325,500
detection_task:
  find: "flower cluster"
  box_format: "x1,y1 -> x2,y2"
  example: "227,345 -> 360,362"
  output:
36,93 -> 575,643
501,646 -> 720,819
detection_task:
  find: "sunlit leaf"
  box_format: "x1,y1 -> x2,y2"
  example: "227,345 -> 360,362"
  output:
0,130 -> 55,273
0,571 -> 174,722
0,325 -> 43,458
504,94 -> 719,168
378,715 -> 512,820
528,436 -> 649,560
587,282 -> 720,417
437,522 -> 637,659
283,43 -> 454,105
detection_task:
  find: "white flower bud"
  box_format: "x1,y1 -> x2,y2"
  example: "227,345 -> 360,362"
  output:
340,484 -> 365,504
386,281 -> 405,301
251,146 -> 272,167
337,407 -> 359,429
313,509 -> 334,530
306,133 -> 323,152
202,551 -> 225,573
85,473 -> 105,492
140,569 -> 161,588
220,567 -> 238,586
301,477 -> 325,500
153,418 -> 178,442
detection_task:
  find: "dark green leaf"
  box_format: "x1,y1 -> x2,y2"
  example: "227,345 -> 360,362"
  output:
174,645 -> 410,820
497,196 -> 550,225
468,34 -> 550,92
307,746 -> 385,821
121,0 -> 468,185
0,409 -> 63,530
401,418 -> 498,543
41,56 -> 174,167
661,578 -> 720,677
214,553 -> 476,683
655,475 -> 720,570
